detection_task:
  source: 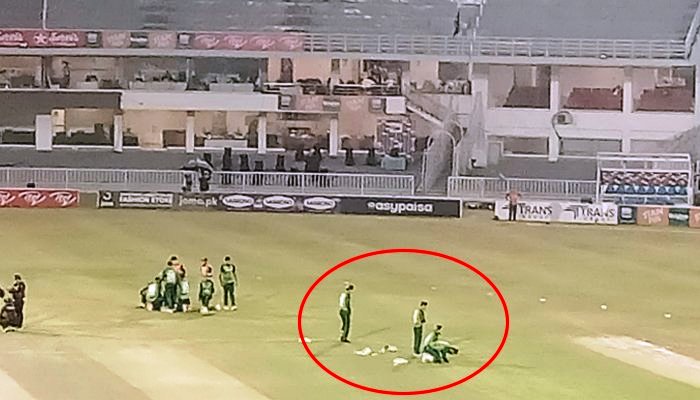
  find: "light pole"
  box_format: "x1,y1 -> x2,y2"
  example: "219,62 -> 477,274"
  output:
42,0 -> 48,30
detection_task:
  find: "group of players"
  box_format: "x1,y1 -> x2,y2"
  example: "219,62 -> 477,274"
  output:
139,255 -> 238,314
0,274 -> 26,333
338,284 -> 459,364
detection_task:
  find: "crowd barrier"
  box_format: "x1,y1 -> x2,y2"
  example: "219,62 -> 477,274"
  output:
0,188 -> 79,208
97,191 -> 462,218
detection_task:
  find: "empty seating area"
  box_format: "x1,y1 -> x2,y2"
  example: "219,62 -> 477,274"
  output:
503,86 -> 550,108
636,87 -> 694,112
601,170 -> 690,205
565,88 -> 623,110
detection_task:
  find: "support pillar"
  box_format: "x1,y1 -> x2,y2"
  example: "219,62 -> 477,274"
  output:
35,114 -> 52,152
257,114 -> 267,155
185,111 -> 195,154
113,112 -> 123,153
623,67 -> 633,115
329,117 -> 339,157
549,66 -> 561,162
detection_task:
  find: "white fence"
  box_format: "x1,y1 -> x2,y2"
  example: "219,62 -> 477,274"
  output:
0,168 -> 416,196
303,33 -> 687,59
211,172 -> 415,196
448,176 -> 597,201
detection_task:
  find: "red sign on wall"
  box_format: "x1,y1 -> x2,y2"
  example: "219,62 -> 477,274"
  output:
192,33 -> 304,51
0,30 -> 85,48
0,189 -> 79,208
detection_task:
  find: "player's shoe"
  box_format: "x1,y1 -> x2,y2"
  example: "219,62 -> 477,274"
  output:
146,303 -> 154,311
223,306 -> 230,311
412,353 -> 421,358
231,306 -> 238,311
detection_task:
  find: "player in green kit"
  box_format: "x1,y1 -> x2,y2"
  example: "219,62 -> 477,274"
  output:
219,256 -> 238,311
199,273 -> 216,314
161,260 -> 179,312
178,274 -> 191,312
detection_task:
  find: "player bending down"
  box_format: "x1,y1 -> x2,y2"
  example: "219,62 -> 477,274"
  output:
140,276 -> 163,311
0,293 -> 20,333
421,325 -> 459,364
199,273 -> 216,314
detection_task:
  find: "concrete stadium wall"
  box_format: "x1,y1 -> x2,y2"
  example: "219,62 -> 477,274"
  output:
486,108 -> 695,152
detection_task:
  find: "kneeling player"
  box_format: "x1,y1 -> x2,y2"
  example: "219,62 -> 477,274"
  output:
141,277 -> 163,311
198,274 -> 216,314
1,297 -> 19,332
420,324 -> 455,364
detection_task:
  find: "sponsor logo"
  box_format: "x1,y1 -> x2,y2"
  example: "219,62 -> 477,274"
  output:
119,192 -> 173,206
0,31 -> 27,47
640,207 -> 666,225
194,34 -> 220,49
99,191 -> 115,207
668,209 -> 689,221
515,203 -> 552,219
221,194 -> 255,209
263,196 -> 295,210
179,195 -> 218,208
103,31 -> 129,48
620,206 -> 633,219
18,191 -> 47,207
277,36 -> 304,51
564,204 -> 617,222
222,34 -> 248,49
0,191 -> 17,206
148,32 -> 176,48
249,35 -> 276,50
303,197 -> 336,211
49,191 -> 78,207
367,201 -> 434,215
33,31 -> 82,47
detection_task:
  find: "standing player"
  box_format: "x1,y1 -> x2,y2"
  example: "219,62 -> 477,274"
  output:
8,274 -> 26,329
412,301 -> 428,357
505,189 -> 521,221
338,284 -> 354,343
198,273 -> 216,314
161,261 -> 178,312
178,273 -> 191,312
219,256 -> 238,311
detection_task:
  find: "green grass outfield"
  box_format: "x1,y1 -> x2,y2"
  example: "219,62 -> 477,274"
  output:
0,209 -> 698,400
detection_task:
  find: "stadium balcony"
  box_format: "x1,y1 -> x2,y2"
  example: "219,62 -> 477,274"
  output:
564,88 -> 623,111
636,87 -> 694,113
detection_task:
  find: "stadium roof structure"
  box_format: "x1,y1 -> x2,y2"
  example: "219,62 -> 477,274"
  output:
2,0 -> 700,63
4,0 -> 697,40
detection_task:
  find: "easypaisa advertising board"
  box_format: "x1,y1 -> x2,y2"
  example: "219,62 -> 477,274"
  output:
98,191 -> 463,218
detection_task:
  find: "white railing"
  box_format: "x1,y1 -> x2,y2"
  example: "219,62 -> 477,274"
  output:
211,172 -> 415,196
0,168 -> 416,196
473,37 -> 686,59
448,176 -> 597,201
303,33 -> 687,59
0,168 -> 187,192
